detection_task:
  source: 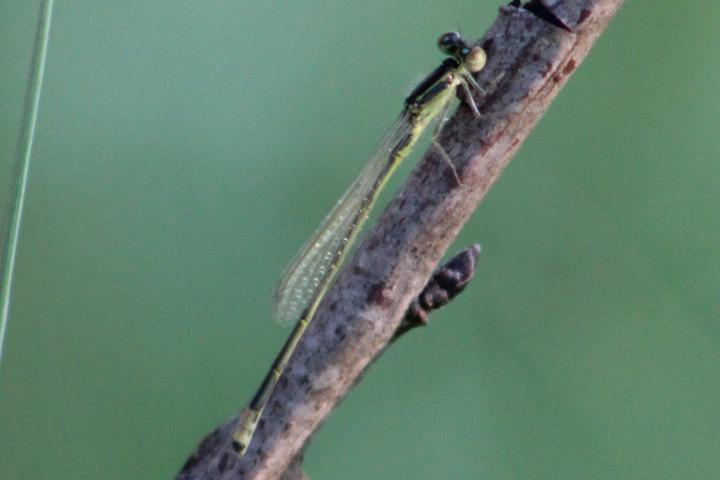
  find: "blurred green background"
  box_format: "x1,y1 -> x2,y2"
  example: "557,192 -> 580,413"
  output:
1,1 -> 718,479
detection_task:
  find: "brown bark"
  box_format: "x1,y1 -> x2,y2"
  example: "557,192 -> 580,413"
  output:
177,1 -> 625,478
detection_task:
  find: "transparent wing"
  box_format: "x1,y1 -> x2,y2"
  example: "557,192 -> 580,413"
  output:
272,112 -> 413,324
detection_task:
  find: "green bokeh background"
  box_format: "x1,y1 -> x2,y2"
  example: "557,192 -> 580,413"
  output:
1,1 -> 718,479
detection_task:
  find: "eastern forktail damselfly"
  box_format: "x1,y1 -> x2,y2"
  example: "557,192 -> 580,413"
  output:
233,32 -> 487,455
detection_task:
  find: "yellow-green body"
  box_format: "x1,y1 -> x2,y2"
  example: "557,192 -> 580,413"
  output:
233,32 -> 486,456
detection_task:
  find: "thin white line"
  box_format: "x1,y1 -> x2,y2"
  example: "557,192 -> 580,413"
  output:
0,0 -> 55,373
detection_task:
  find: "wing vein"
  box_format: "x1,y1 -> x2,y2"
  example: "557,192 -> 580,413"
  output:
271,112 -> 413,324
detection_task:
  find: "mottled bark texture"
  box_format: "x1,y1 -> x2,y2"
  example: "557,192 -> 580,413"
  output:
177,1 -> 625,478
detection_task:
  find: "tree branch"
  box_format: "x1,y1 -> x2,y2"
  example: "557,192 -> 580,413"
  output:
177,1 -> 625,478
177,244 -> 482,480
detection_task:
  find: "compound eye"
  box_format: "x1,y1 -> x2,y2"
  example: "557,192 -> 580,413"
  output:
437,31 -> 462,56
464,46 -> 487,73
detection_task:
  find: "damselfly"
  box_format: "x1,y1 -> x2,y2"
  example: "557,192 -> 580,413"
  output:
233,32 -> 487,455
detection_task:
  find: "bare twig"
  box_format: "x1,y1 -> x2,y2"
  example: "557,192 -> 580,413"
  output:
178,244 -> 482,480
177,1 -> 625,478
